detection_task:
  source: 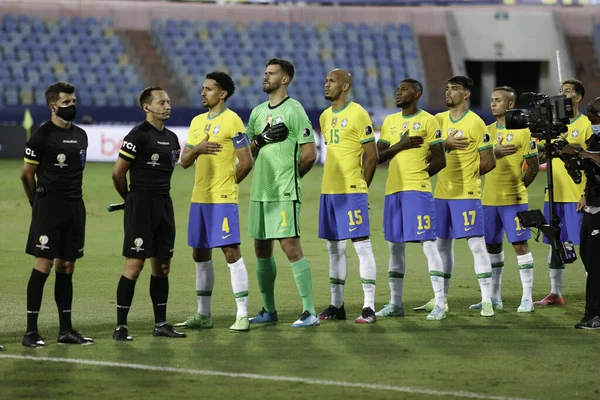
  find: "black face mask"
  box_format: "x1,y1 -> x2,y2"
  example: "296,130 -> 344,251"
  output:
56,105 -> 77,122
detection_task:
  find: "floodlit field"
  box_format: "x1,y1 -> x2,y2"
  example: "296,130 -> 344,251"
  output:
0,159 -> 597,400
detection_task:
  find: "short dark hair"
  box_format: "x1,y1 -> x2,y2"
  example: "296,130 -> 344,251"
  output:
493,85 -> 517,100
266,58 -> 295,82
45,81 -> 75,105
206,71 -> 235,101
139,86 -> 164,108
562,78 -> 585,99
446,76 -> 474,92
401,78 -> 423,95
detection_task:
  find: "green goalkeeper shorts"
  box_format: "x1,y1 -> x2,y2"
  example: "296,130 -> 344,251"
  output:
248,201 -> 301,240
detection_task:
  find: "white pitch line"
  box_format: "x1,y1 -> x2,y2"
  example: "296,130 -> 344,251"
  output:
0,354 -> 531,400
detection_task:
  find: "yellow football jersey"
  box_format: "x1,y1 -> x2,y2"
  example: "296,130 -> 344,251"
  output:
540,114 -> 593,203
482,124 -> 537,206
434,110 -> 492,200
186,108 -> 246,204
320,102 -> 374,194
379,109 -> 444,195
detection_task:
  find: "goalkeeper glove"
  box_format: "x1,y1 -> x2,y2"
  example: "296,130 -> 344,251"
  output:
252,122 -> 289,149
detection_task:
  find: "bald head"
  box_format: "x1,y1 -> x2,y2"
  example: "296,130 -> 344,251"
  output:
324,68 -> 352,102
329,69 -> 352,87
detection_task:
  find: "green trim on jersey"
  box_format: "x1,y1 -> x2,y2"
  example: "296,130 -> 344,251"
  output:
378,139 -> 390,145
207,107 -> 228,120
478,144 -> 493,152
402,109 -> 422,118
449,109 -> 470,124
185,143 -> 194,149
360,137 -> 376,144
332,102 -> 351,114
524,152 -> 539,159
428,139 -> 444,147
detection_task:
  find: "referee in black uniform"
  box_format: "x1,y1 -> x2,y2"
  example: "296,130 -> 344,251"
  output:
21,82 -> 93,347
562,96 -> 600,329
111,86 -> 186,341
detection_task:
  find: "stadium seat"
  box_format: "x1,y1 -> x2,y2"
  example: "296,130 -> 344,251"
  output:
0,14 -> 143,106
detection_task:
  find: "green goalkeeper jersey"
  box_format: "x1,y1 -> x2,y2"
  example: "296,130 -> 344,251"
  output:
247,97 -> 315,202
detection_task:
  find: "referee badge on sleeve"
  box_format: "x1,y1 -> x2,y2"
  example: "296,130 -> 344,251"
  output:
171,149 -> 181,166
79,149 -> 87,167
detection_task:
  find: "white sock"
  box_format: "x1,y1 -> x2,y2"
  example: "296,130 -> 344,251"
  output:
327,240 -> 348,308
436,237 -> 454,301
467,236 -> 492,303
388,241 -> 406,307
422,240 -> 444,308
228,257 -> 249,317
354,239 -> 376,310
548,247 -> 564,296
195,261 -> 214,316
489,252 -> 505,301
517,253 -> 534,301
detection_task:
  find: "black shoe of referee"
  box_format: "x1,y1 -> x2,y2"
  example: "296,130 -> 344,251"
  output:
22,331 -> 45,348
58,330 -> 94,345
152,323 -> 187,338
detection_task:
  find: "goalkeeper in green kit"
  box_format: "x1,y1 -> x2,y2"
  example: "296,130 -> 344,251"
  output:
247,58 -> 320,327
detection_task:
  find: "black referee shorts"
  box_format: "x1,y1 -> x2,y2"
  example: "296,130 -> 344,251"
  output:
26,195 -> 86,262
122,191 -> 175,260
580,211 -> 600,273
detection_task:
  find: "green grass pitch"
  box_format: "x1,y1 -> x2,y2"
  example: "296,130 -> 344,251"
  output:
0,159 -> 598,399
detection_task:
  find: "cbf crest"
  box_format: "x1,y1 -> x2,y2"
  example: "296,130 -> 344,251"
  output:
506,133 -> 513,142
412,122 -> 421,131
274,115 -> 284,124
341,119 -> 348,128
213,125 -> 220,135
572,130 -> 579,138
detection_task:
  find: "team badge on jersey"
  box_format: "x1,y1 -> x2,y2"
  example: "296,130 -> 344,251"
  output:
213,125 -> 220,135
80,149 -> 87,167
506,133 -> 513,142
172,149 -> 180,166
148,153 -> 160,167
572,130 -> 579,138
402,121 -> 410,131
497,132 -> 503,143
413,122 -> 421,130
341,119 -> 348,128
275,116 -> 284,124
204,123 -> 211,134
455,130 -> 463,138
54,153 -> 68,168
331,117 -> 338,128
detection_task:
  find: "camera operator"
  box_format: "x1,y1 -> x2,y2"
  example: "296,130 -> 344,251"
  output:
535,79 -> 593,307
561,97 -> 600,329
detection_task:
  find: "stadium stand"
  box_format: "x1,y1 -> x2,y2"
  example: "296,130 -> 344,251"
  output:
150,19 -> 426,109
0,14 -> 144,107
